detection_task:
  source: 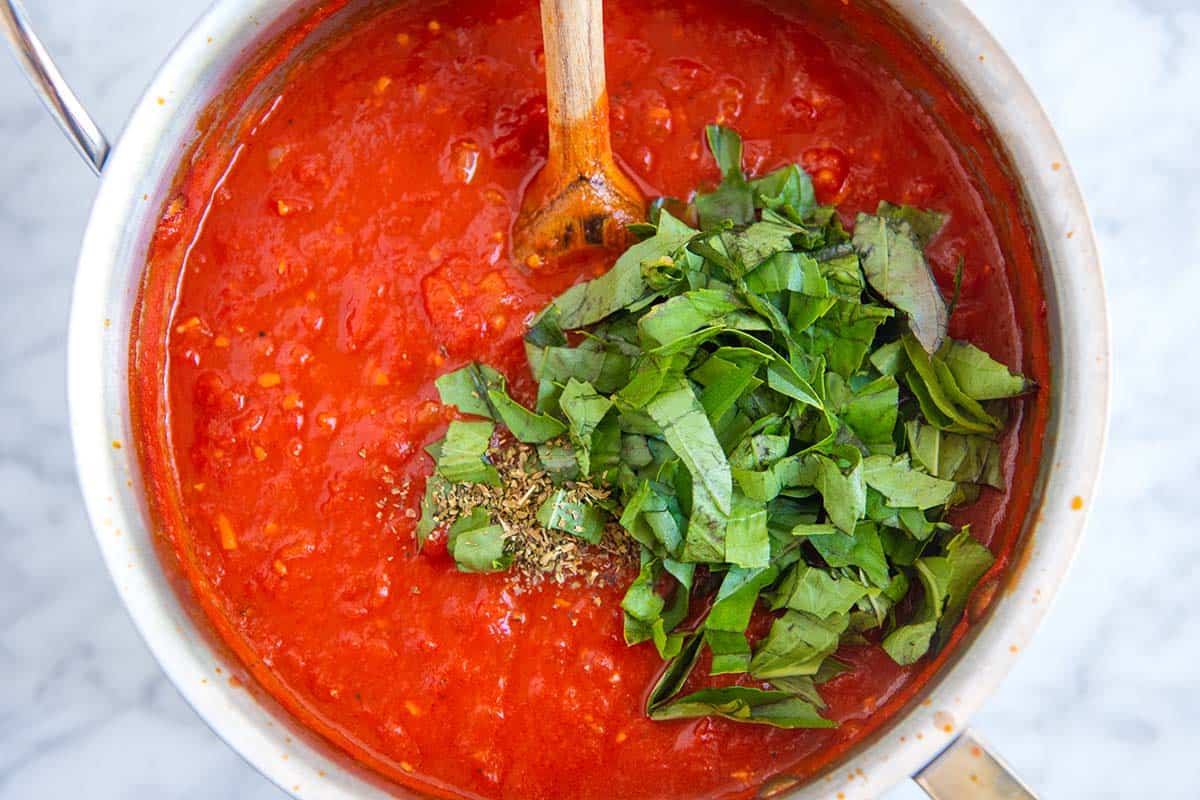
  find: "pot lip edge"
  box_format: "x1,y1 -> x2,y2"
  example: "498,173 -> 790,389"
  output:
65,0 -> 1112,798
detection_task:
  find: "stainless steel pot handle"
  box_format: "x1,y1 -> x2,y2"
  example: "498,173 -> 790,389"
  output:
2,0 -> 109,174
915,728 -> 1038,799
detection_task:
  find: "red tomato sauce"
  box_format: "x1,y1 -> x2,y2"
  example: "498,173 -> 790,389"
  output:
131,0 -> 1050,797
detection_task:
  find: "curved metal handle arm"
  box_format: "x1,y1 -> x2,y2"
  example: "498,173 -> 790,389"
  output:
2,0 -> 110,174
915,728 -> 1039,799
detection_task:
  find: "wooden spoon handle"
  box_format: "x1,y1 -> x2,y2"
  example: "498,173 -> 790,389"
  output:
540,0 -> 614,177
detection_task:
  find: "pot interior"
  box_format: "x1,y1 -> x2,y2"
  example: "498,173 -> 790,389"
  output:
73,1 -> 1101,798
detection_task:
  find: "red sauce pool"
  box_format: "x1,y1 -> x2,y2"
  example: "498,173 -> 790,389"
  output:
131,0 -> 1050,797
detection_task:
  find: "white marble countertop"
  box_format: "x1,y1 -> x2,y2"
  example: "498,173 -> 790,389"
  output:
1,0 -> 1197,797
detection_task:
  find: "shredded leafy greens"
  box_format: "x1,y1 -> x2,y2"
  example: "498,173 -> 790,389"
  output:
418,126 -> 1032,729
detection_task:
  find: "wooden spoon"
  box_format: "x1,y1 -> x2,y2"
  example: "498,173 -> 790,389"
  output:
513,0 -> 645,267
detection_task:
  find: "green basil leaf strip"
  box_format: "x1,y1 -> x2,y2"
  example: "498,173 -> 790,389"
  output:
748,610 -> 846,679
697,358 -> 765,425
724,494 -> 771,568
787,255 -> 839,327
931,528 -> 995,652
876,201 -> 948,248
768,675 -> 826,708
831,374 -> 899,456
648,569 -> 692,660
618,351 -> 693,409
446,507 -> 489,546
437,362 -> 569,443
705,566 -> 781,633
778,564 -> 871,619
905,420 -> 1004,490
881,618 -> 939,666
559,378 -> 614,476
751,164 -> 816,222
588,413 -> 623,483
769,660 -> 848,707
727,221 -> 798,270
811,449 -> 866,535
620,480 -> 686,557
414,472 -> 447,551
536,441 -> 580,483
620,434 -> 654,469
707,123 -> 745,179
536,489 -> 607,545
869,339 -> 906,377
535,378 -> 564,417
739,289 -> 800,357
447,509 -> 510,573
937,339 -> 1032,400
866,571 -> 912,625
732,466 -> 783,503
766,358 -> 824,410
436,420 -> 500,485
527,344 -> 633,395
948,256 -> 965,317
809,521 -> 891,589
663,558 -> 696,591
637,288 -> 746,348
622,558 -> 667,645
435,362 -> 504,418
650,686 -> 836,729
814,656 -> 852,684
694,125 -> 755,228
744,251 -> 813,294
853,213 -> 948,354
544,210 -> 699,331
728,433 -> 790,470
810,300 -> 894,378
787,522 -> 841,538
862,455 -> 958,510
881,555 -> 950,665
704,629 -> 753,675
484,388 -> 567,443
901,335 -> 1000,435
817,252 -> 866,300
651,618 -> 687,660
646,377 -> 733,563
882,528 -> 994,665
647,632 -> 704,710
930,357 -> 1003,432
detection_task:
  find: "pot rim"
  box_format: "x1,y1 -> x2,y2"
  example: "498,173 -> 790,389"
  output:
67,1 -> 1109,798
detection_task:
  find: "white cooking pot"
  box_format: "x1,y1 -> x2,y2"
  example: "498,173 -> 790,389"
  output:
2,0 -> 1109,797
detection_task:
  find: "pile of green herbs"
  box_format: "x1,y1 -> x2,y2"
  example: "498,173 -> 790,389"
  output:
417,126 -> 1032,729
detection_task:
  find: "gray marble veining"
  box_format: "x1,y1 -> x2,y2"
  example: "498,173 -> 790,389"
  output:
1,0 -> 1196,798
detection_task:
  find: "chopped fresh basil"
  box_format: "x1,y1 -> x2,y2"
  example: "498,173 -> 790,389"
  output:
937,339 -> 1032,400
694,125 -> 756,228
749,610 -> 847,679
559,378 -> 614,476
415,124 -> 1033,733
435,362 -> 504,418
414,474 -> 447,551
862,455 -> 958,510
447,509 -> 510,573
774,564 -> 870,619
649,686 -> 835,729
906,421 -> 1004,490
853,213 -> 948,353
536,490 -> 608,545
876,201 -> 947,248
436,420 -> 500,485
